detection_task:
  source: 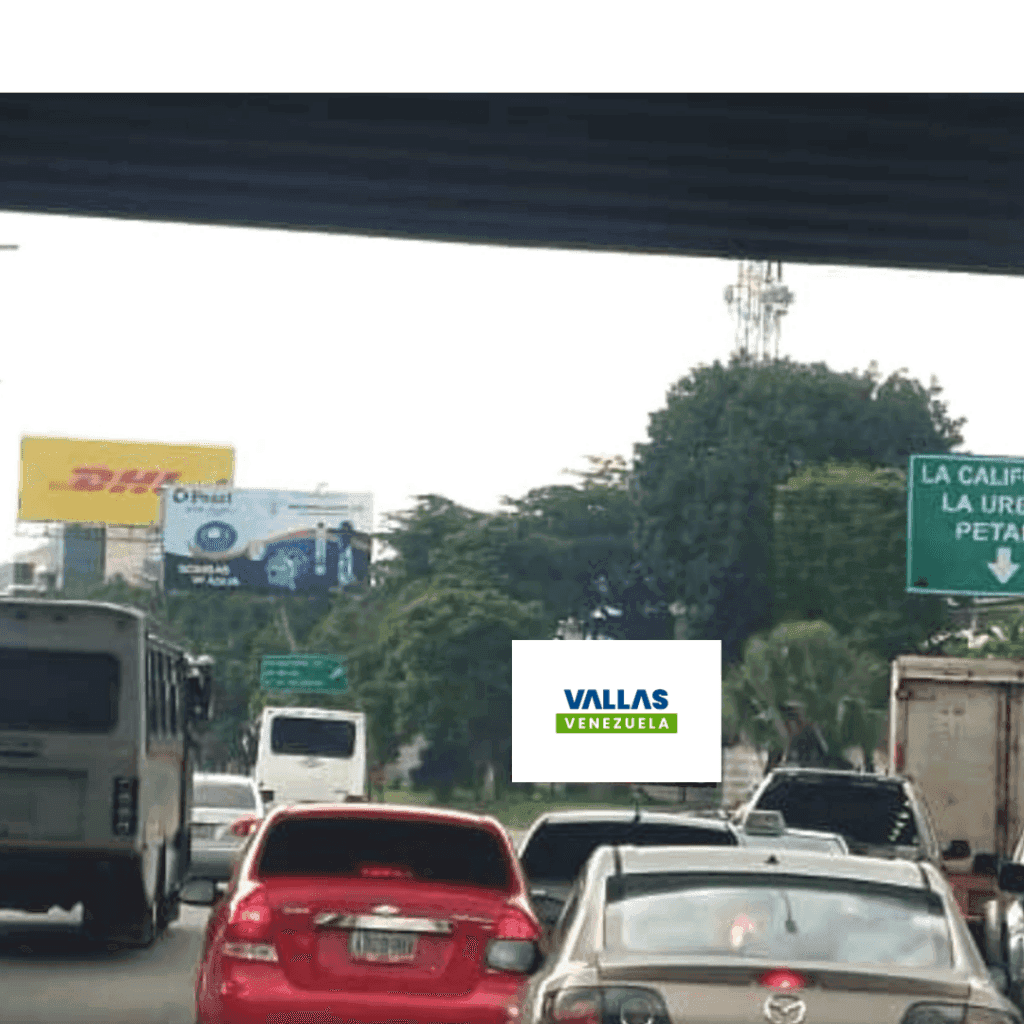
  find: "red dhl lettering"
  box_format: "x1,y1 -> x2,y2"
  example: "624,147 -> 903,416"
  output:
48,466 -> 182,494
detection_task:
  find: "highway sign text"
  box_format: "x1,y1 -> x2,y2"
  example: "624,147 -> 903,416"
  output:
907,454 -> 1024,597
259,654 -> 348,692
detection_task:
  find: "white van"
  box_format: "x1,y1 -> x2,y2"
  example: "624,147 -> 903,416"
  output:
254,706 -> 367,806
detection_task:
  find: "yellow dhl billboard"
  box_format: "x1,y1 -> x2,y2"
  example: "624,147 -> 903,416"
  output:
20,437 -> 235,526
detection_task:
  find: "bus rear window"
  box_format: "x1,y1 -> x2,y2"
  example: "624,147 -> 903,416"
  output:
270,716 -> 355,758
0,649 -> 120,732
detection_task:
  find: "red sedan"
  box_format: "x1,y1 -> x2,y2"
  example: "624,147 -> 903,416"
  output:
185,802 -> 543,1024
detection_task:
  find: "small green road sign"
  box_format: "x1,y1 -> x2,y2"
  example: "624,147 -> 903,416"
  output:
907,453 -> 1024,597
259,654 -> 348,692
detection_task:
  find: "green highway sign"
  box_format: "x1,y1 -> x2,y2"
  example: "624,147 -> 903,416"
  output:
259,654 -> 348,692
907,454 -> 1024,597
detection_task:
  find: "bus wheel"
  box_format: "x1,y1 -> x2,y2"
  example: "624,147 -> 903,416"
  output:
156,853 -> 175,933
136,850 -> 167,947
129,893 -> 158,948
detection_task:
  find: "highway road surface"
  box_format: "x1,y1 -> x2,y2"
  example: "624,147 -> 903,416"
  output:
0,905 -> 206,1024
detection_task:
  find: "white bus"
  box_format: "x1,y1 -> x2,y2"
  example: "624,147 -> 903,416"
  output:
254,705 -> 367,806
0,598 -> 213,946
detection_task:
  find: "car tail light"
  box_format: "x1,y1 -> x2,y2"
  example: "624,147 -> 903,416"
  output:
223,888 -> 278,963
494,907 -> 540,939
228,815 -> 260,838
112,777 -> 138,837
903,1006 -> 1019,1024
545,988 -> 670,1024
222,941 -> 279,963
486,905 -> 541,973
760,968 -> 807,991
548,990 -> 602,1024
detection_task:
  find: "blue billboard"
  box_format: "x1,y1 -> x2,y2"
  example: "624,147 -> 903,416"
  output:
163,488 -> 372,593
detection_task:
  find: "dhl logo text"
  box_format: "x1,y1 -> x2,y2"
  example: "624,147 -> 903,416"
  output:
48,466 -> 182,494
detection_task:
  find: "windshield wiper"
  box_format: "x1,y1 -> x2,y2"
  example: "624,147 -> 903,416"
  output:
780,889 -> 798,934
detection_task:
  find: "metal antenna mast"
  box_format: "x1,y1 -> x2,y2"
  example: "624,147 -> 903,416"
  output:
724,260 -> 795,360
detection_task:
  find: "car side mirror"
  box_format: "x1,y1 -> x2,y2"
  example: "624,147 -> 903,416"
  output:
530,889 -> 565,928
973,853 -> 1000,877
180,878 -> 219,906
942,840 -> 971,860
999,862 -> 1024,894
990,965 -> 1010,995
526,944 -> 544,975
259,789 -> 274,805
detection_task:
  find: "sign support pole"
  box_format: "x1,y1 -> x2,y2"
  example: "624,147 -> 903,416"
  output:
278,604 -> 297,653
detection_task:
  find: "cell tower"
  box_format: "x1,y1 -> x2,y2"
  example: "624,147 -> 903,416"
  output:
724,261 -> 795,360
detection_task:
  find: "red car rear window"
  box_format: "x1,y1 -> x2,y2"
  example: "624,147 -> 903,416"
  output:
256,817 -> 513,889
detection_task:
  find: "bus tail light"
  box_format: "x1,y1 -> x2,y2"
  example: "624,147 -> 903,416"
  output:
112,777 -> 138,837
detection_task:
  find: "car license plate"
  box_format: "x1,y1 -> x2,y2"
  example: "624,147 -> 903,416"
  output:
348,929 -> 417,962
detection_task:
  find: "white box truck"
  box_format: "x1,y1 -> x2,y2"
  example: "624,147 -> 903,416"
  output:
890,654 -> 1024,942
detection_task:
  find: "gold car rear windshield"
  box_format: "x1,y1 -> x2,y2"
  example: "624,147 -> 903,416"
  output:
604,873 -> 952,969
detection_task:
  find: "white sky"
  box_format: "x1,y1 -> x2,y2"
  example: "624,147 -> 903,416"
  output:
0,9 -> 1017,565
0,208 -> 1019,565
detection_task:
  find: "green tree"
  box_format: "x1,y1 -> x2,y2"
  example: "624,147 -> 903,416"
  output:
634,356 -> 964,662
79,577 -> 352,770
377,576 -> 548,801
497,455 -> 664,638
371,470 -> 678,797
773,462 -> 949,663
939,609 -> 1024,659
724,620 -> 887,769
376,495 -> 484,588
302,589 -> 393,765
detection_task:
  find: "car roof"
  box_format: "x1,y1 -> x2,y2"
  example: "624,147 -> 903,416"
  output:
261,706 -> 363,718
775,827 -> 848,844
194,772 -> 258,786
765,767 -> 909,786
529,809 -> 732,830
609,844 -> 933,888
264,801 -> 507,832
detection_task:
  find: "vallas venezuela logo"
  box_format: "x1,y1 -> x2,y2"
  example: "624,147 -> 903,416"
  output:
556,688 -> 677,734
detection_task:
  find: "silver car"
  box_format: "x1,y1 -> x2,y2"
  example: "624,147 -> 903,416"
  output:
188,772 -> 264,882
521,845 -> 1020,1024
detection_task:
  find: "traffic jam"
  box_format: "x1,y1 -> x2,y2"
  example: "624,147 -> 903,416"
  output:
176,741 -> 1024,1024
3,595 -> 1024,1024
4,95 -> 1024,1024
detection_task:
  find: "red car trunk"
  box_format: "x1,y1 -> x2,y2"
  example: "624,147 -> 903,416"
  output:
262,876 -> 517,994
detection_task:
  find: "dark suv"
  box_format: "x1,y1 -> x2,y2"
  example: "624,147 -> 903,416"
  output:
740,767 -> 942,863
517,809 -> 740,930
